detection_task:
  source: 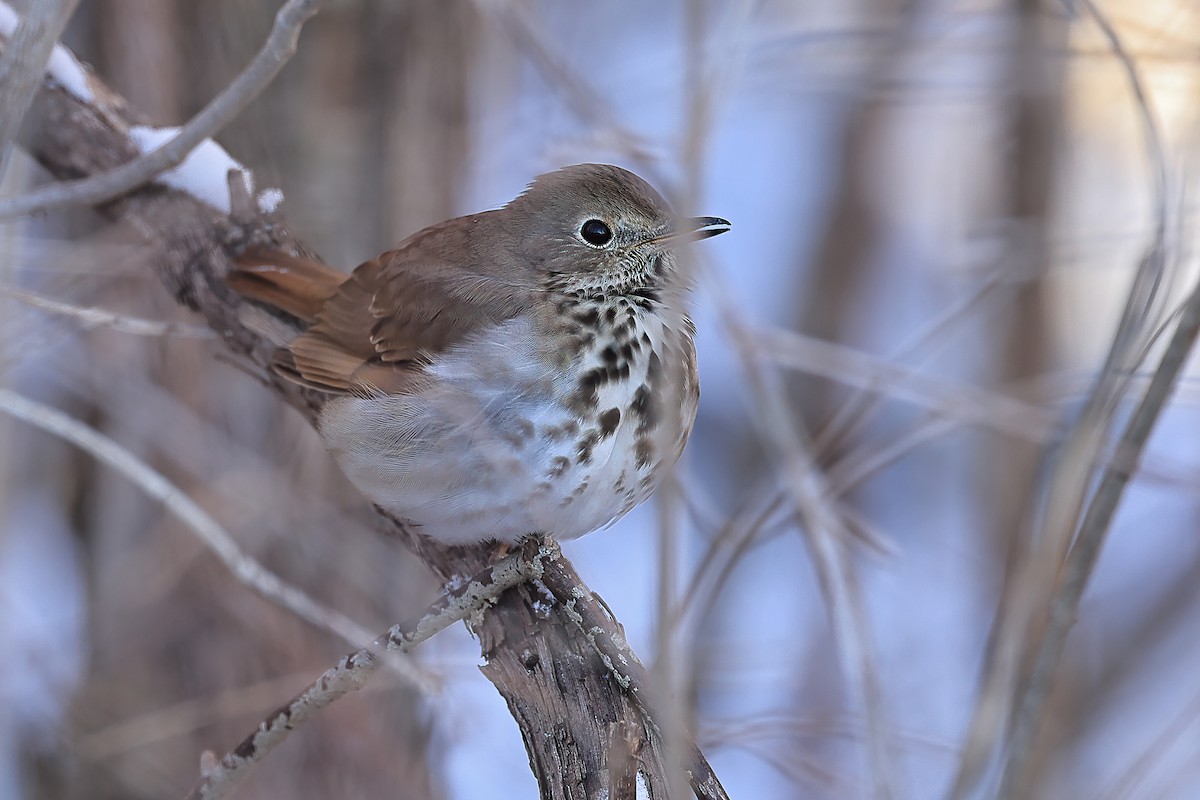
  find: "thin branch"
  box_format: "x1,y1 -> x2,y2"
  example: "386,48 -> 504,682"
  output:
699,251 -> 893,796
991,2 -> 1174,795
0,387 -> 431,691
480,0 -> 670,190
0,0 -> 322,220
756,324 -> 1059,444
813,267 -> 1006,459
0,0 -> 78,183
1,285 -> 216,337
186,539 -> 552,800
998,260 -> 1200,797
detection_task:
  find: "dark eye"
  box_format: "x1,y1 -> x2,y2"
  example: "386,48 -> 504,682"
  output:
580,219 -> 613,246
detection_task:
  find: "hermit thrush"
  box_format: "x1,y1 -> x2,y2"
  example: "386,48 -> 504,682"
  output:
230,164 -> 729,545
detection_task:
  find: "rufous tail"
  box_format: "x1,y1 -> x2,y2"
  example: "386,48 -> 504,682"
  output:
228,248 -> 347,323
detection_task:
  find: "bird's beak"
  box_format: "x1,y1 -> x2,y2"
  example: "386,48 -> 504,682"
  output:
649,216 -> 732,244
686,216 -> 732,241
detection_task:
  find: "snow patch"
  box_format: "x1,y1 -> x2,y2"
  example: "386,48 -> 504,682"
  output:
0,2 -> 93,102
257,187 -> 284,214
128,125 -> 253,215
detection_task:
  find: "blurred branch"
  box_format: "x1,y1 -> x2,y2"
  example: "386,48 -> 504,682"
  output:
997,235 -> 1200,798
481,0 -> 669,190
0,0 -> 78,182
813,267 -> 1006,459
187,540 -> 551,800
0,284 -> 216,338
13,24 -> 730,800
702,252 -> 892,798
0,386 -> 432,692
0,0 -> 321,220
756,324 -> 1059,444
994,2 -> 1174,796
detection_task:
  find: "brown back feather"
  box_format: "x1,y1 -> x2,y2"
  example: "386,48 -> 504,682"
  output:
228,213 -> 537,396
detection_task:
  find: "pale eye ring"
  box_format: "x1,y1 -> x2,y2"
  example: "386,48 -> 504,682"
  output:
580,219 -> 613,246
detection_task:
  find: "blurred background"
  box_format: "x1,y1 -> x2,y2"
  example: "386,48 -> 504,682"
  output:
2,0 -> 1200,798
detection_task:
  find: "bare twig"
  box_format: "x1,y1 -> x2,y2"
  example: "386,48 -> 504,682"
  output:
0,0 -> 322,219
78,670 -> 328,759
757,324 -> 1060,444
813,268 -> 1006,458
998,256 -> 1200,798
484,0 -> 666,186
0,0 -> 78,182
1,285 -> 216,337
700,251 -> 893,796
992,2 -> 1174,795
0,387 -> 431,691
186,539 -> 551,800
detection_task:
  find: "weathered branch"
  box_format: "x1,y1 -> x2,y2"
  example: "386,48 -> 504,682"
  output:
186,539 -> 553,800
12,28 -> 729,800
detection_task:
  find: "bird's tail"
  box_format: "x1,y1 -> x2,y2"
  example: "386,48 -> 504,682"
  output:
228,248 -> 346,323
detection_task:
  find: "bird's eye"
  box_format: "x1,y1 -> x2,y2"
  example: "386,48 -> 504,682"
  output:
580,219 -> 613,246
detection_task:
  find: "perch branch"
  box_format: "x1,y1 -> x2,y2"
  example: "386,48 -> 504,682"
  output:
185,539 -> 551,800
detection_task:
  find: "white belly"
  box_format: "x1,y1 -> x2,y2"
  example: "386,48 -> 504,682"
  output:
315,313 -> 694,545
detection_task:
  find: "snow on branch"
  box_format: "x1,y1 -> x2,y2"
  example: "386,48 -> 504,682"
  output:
0,1 -> 92,102
0,0 -> 311,219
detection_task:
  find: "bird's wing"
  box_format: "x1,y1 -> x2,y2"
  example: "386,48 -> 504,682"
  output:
280,215 -> 533,396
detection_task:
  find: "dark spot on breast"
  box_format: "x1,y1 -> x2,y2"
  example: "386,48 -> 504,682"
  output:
574,308 -> 600,327
548,456 -> 571,478
631,384 -> 658,433
570,368 -> 605,414
635,437 -> 655,469
646,351 -> 662,387
598,407 -> 621,437
576,430 -> 600,464
605,306 -> 618,323
601,345 -> 618,364
619,342 -> 635,361
641,331 -> 652,346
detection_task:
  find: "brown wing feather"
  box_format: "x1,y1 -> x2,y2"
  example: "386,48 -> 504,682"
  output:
228,248 -> 347,322
234,213 -> 535,396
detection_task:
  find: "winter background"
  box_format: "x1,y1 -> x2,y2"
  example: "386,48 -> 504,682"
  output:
2,0 -> 1199,798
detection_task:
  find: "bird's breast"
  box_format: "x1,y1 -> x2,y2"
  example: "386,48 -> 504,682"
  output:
316,299 -> 698,544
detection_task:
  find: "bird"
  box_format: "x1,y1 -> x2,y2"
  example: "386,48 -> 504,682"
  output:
229,163 -> 729,545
